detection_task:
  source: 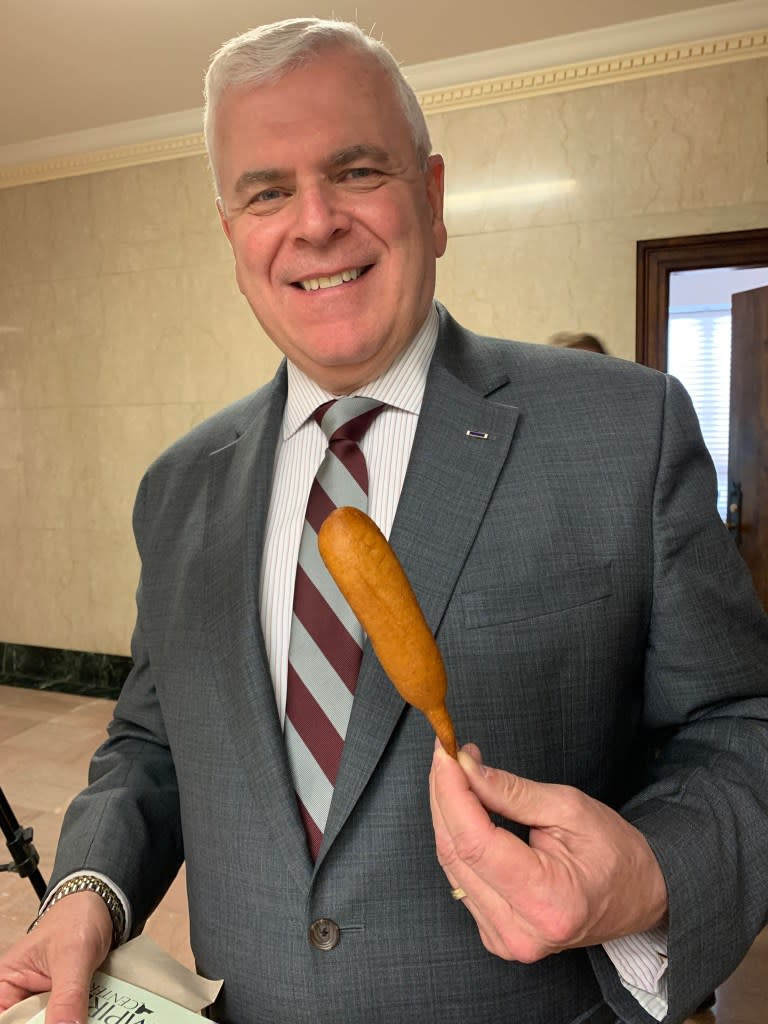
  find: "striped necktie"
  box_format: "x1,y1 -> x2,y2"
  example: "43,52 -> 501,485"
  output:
285,396 -> 385,860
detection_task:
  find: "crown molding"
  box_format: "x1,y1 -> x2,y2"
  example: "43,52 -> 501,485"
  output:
1,1 -> 766,190
417,26 -> 767,116
0,132 -> 207,190
403,0 -> 768,90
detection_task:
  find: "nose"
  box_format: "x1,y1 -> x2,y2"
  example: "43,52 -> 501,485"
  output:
291,181 -> 350,247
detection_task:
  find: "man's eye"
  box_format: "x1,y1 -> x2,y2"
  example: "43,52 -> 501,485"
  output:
251,188 -> 285,203
341,167 -> 384,185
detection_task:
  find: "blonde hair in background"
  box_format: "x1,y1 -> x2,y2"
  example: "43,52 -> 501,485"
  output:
548,331 -> 608,354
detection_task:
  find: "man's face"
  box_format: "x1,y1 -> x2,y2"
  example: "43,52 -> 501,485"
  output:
214,47 -> 447,394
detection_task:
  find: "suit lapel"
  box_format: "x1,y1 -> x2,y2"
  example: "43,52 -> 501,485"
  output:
203,366 -> 313,889
319,314 -> 521,863
198,316 -> 522,878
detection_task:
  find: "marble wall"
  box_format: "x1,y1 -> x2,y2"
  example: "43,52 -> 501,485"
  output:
1,56 -> 767,656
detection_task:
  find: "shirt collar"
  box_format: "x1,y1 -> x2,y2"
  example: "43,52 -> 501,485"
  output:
282,302 -> 439,440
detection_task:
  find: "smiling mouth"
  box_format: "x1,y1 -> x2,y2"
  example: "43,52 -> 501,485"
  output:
295,265 -> 371,291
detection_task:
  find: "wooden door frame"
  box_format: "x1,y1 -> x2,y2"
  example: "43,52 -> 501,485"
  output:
636,227 -> 768,370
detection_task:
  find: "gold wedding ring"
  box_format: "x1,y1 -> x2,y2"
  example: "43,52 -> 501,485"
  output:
450,886 -> 467,900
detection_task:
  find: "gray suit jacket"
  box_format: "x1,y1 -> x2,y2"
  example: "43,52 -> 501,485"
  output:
52,305 -> 768,1024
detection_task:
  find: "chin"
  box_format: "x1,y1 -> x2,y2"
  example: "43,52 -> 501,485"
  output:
306,335 -> 387,369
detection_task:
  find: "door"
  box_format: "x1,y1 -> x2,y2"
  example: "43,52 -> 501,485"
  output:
729,285 -> 768,610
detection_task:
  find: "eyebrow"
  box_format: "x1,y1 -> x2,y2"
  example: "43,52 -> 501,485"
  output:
328,144 -> 392,167
233,167 -> 285,195
232,144 -> 393,195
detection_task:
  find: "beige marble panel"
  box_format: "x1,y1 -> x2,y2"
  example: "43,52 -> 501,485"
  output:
19,263 -> 279,410
0,524 -> 19,634
18,277 -> 103,409
429,57 -> 768,240
69,526 -> 140,654
19,402 -> 217,533
20,408 -> 126,534
87,156 -> 228,276
4,526 -> 136,654
1,526 -> 77,648
437,220 -> 607,348
0,174 -> 106,286
174,262 -> 283,404
430,81 -> 616,238
0,378 -> 22,528
612,58 -> 768,218
0,280 -> 41,371
437,198 -> 768,363
0,184 -> 41,286
9,395 -> 276,650
18,270 -> 191,410
0,406 -> 22,533
0,406 -> 21,462
0,156 -> 228,287
0,468 -> 21,531
0,331 -> 23,408
0,363 -> 20,410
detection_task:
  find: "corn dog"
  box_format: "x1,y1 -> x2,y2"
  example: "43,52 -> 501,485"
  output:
318,506 -> 457,757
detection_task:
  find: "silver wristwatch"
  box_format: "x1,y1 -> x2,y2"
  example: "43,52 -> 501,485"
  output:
28,873 -> 126,949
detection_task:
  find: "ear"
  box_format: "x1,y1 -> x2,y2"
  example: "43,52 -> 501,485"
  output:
216,196 -> 233,244
425,154 -> 448,258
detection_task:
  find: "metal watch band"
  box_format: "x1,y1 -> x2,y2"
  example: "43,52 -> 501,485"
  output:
28,873 -> 126,949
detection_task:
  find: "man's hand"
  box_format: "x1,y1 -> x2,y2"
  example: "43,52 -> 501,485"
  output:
0,892 -> 112,1024
429,742 -> 668,962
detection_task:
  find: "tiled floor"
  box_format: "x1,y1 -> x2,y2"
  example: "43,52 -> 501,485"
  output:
0,684 -> 765,1023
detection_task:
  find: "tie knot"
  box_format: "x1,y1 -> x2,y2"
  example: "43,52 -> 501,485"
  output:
314,397 -> 385,445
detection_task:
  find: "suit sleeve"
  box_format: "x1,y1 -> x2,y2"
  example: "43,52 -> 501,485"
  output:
589,374 -> 768,1022
47,470 -> 184,934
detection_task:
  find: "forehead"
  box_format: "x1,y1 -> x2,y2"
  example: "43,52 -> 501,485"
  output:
213,48 -> 413,175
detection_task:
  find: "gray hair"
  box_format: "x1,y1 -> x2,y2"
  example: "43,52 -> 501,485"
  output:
203,18 -> 432,190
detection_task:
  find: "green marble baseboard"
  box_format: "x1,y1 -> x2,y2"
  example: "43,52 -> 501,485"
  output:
0,642 -> 131,700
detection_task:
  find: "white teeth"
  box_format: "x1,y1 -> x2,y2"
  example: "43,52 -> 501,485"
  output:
300,267 -> 362,291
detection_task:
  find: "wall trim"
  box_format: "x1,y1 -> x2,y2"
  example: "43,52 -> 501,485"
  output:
0,641 -> 131,699
0,133 -> 207,190
418,28 -> 768,115
1,20 -> 766,190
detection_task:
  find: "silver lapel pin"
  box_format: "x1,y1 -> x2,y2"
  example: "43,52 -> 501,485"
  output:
465,429 -> 490,440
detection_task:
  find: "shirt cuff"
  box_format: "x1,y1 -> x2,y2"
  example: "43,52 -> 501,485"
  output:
603,926 -> 669,1021
39,870 -> 132,943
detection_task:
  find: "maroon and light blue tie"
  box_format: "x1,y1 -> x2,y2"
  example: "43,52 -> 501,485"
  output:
285,396 -> 385,860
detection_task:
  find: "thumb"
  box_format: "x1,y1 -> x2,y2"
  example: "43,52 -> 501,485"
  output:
457,750 -> 576,829
45,952 -> 92,1024
40,897 -> 112,1024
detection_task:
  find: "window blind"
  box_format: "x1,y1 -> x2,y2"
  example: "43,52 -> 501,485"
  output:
667,308 -> 731,520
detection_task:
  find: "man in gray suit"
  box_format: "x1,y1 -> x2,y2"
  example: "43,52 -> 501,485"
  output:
2,18 -> 767,1024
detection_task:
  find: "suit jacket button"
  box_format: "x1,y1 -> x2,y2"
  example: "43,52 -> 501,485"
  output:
309,918 -> 340,950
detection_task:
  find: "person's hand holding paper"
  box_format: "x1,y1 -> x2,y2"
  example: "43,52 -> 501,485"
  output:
0,934 -> 221,1024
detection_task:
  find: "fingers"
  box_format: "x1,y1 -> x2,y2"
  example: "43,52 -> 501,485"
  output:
0,934 -> 55,1013
456,748 -> 584,830
0,979 -> 37,1014
429,743 -> 557,961
431,742 -> 669,953
431,744 -> 541,888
